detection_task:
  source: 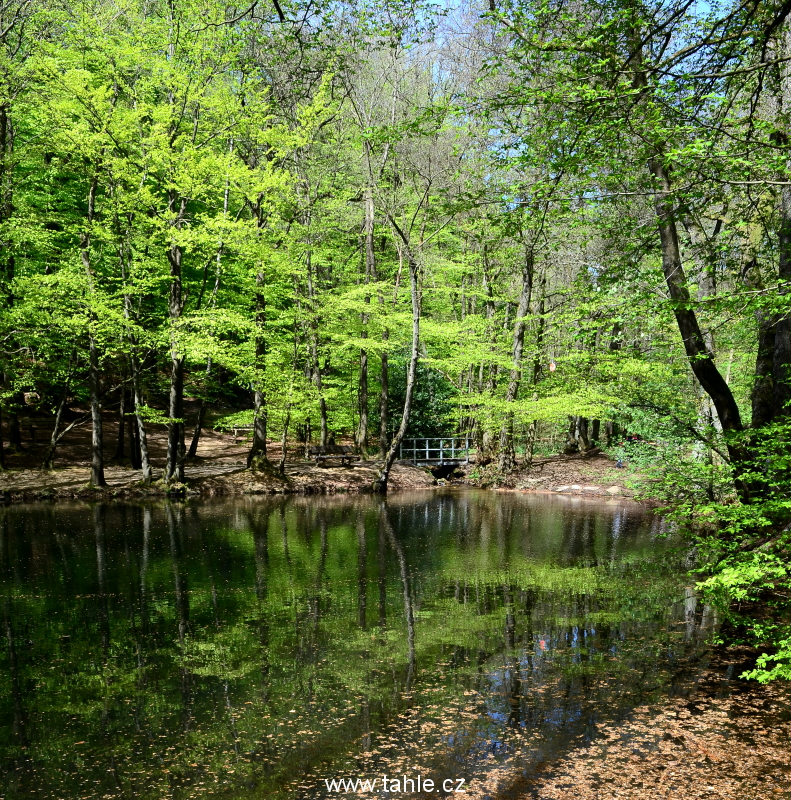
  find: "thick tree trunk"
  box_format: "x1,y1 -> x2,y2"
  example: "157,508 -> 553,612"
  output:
498,253 -> 533,472
629,39 -> 750,497
248,274 -> 269,470
576,417 -> 590,451
374,244 -> 420,494
747,252 -> 777,429
773,182 -> 791,420
648,157 -> 748,493
564,416 -> 579,454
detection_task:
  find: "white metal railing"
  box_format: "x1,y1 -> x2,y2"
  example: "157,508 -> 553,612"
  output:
398,437 -> 473,464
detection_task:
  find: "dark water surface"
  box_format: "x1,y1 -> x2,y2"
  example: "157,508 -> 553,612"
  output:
0,491 -> 715,799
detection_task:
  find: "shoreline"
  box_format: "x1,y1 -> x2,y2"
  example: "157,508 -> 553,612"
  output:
0,450 -> 644,505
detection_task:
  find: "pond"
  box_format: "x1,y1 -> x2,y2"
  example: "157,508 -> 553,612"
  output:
0,490 -> 716,799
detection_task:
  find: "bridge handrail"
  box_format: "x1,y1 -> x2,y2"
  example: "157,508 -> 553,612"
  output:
398,437 -> 474,463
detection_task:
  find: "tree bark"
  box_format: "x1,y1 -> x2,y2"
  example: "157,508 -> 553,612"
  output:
745,254 -> 777,429
120,241 -> 152,483
374,242 -> 420,494
498,252 -> 534,472
130,351 -> 151,482
355,185 -> 375,457
248,273 -> 269,470
379,348 -> 389,458
41,373 -> 72,471
128,412 -> 141,470
627,36 -> 749,495
187,401 -> 206,459
773,181 -> 791,420
165,194 -> 186,484
278,406 -> 290,474
80,174 -> 106,487
306,250 -> 329,447
114,386 -> 126,461
649,159 -> 745,446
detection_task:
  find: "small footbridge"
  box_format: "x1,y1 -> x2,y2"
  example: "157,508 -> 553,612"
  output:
398,438 -> 473,466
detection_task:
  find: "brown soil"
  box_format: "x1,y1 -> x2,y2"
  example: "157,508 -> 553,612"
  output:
462,451 -> 639,499
0,404 -> 436,501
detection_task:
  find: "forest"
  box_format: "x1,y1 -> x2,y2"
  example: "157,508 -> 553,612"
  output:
0,0 -> 790,681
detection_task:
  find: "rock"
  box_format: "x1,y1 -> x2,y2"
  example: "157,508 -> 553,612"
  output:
606,485 -> 622,494
571,484 -> 582,491
583,485 -> 600,491
555,485 -> 571,492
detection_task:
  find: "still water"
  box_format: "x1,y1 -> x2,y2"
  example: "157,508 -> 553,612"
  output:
0,491 -> 714,799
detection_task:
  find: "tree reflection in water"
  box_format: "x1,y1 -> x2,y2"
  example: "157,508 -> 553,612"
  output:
0,492 -> 715,799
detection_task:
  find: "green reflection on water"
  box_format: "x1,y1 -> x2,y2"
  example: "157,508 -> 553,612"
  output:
0,491 -> 710,799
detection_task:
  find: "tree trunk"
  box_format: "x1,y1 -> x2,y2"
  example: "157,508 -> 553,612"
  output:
0,407 -> 5,471
128,412 -> 141,470
114,386 -> 126,461
165,195 -> 186,484
649,158 -> 746,463
773,181 -> 791,421
187,401 -> 206,459
130,352 -> 151,483
87,353 -> 102,493
379,348 -> 389,458
745,254 -> 777,429
355,186 -> 375,457
523,281 -> 545,471
357,348 -> 368,456
498,252 -> 533,472
166,352 -> 185,483
577,417 -> 590,451
630,43 -> 749,497
248,274 -> 269,470
121,236 -> 152,482
41,378 -> 71,471
279,406 -> 290,474
80,175 -> 106,487
306,250 -> 329,447
564,416 -> 579,454
374,245 -> 420,494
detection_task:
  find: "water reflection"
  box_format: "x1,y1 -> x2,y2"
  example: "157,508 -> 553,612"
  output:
0,491 -> 714,799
